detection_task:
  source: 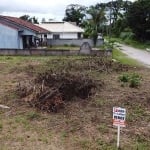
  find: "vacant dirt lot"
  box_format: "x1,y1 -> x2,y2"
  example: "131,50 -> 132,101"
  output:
0,56 -> 150,150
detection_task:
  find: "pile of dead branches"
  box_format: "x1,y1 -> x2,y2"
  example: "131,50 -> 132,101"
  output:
16,71 -> 99,112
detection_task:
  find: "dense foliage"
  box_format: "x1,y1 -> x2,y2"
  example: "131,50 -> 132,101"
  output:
63,4 -> 86,26
63,0 -> 150,43
127,0 -> 150,41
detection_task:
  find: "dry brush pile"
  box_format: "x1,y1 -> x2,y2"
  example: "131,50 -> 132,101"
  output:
16,71 -> 99,112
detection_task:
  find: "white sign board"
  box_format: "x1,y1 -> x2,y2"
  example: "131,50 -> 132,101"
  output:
113,107 -> 126,127
113,107 -> 126,148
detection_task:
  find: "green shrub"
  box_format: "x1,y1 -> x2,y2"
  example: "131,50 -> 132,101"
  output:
63,44 -> 69,47
70,44 -> 76,47
129,73 -> 141,88
119,73 -> 130,82
119,73 -> 141,88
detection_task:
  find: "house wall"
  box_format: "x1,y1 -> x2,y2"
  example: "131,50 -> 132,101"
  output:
47,32 -> 78,39
47,39 -> 104,47
0,24 -> 19,49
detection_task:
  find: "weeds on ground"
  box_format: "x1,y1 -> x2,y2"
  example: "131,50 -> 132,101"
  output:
0,120 -> 3,131
26,111 -> 40,120
119,73 -> 141,88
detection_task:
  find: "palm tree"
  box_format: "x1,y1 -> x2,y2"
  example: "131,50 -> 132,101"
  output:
86,5 -> 106,46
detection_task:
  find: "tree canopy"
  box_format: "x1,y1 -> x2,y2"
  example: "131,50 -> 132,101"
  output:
61,0 -> 150,44
86,5 -> 106,46
127,0 -> 150,41
19,15 -> 39,24
63,4 -> 86,26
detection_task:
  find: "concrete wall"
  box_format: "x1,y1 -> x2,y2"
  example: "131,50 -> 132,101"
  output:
0,24 -> 19,49
47,38 -> 104,47
0,49 -> 112,57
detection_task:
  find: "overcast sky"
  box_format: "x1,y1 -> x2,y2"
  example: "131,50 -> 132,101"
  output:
0,0 -> 135,22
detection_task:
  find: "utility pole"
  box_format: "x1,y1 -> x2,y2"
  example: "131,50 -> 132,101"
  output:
109,0 -> 113,41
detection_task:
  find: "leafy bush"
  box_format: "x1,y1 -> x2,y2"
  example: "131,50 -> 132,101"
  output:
119,73 -> 141,88
129,73 -> 141,88
63,44 -> 69,47
119,73 -> 130,82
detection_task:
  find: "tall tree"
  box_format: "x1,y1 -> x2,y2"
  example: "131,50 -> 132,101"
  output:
103,0 -> 132,37
63,4 -> 86,26
127,0 -> 150,41
86,5 -> 106,46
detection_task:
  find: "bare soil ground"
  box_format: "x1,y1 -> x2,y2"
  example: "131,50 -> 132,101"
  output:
0,56 -> 150,150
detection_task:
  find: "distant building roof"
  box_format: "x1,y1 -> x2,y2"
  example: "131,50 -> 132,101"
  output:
36,21 -> 84,33
0,15 -> 49,34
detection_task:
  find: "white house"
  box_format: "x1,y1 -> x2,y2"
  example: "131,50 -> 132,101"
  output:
36,21 -> 104,47
37,21 -> 84,40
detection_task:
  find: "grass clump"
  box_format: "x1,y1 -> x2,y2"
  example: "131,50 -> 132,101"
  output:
113,49 -> 140,66
26,111 -> 40,120
129,73 -> 141,88
119,73 -> 141,88
119,73 -> 130,83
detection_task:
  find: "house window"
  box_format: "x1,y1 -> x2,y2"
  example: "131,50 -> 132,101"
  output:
53,34 -> 60,39
78,33 -> 81,39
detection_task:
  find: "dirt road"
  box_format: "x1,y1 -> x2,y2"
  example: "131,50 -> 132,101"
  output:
118,44 -> 150,67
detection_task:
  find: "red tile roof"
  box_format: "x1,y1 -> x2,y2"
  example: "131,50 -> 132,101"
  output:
0,15 -> 49,34
0,21 -> 19,30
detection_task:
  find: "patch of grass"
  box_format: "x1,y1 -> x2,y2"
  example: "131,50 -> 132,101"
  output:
38,136 -> 49,144
96,138 -> 116,150
133,105 -> 146,117
26,111 -> 40,120
135,142 -> 150,150
61,131 -> 69,139
95,99 -> 106,107
127,105 -> 146,122
113,49 -> 140,66
15,115 -> 31,129
77,139 -> 92,149
0,121 -> 3,131
97,124 -> 109,134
